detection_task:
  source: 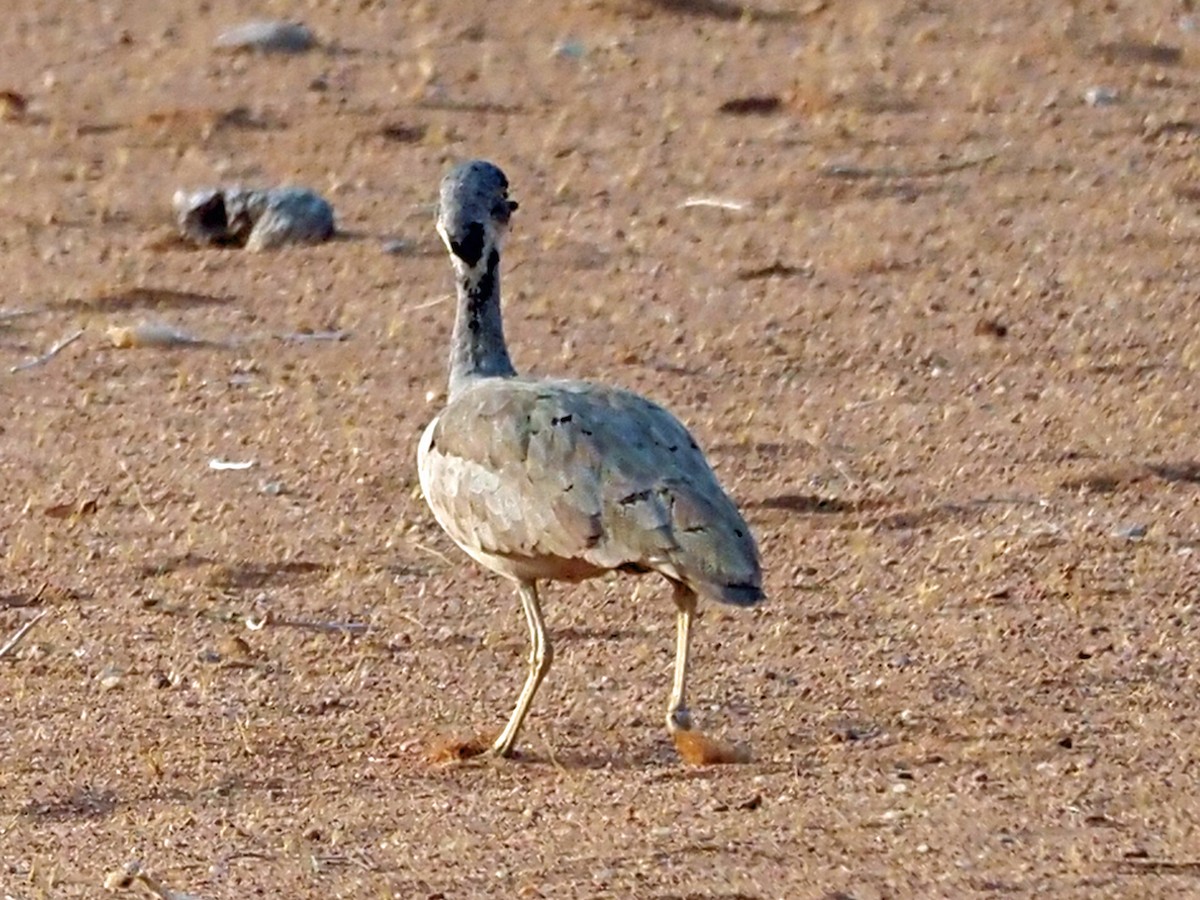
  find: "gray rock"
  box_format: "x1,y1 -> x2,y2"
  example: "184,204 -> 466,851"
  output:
1083,86 -> 1119,107
215,20 -> 317,54
173,186 -> 335,251
1113,522 -> 1148,540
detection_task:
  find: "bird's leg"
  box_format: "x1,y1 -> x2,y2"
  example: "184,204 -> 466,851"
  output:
491,580 -> 553,757
666,583 -> 697,734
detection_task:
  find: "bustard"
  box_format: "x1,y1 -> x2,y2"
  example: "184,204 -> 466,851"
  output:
417,160 -> 764,759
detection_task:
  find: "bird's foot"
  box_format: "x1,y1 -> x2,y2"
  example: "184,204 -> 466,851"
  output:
666,707 -> 693,734
672,729 -> 751,766
428,732 -> 498,763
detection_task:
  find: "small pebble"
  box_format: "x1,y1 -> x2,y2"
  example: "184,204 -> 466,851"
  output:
553,39 -> 586,60
382,238 -> 414,255
1083,86 -> 1119,107
215,20 -> 317,54
0,89 -> 28,120
220,636 -> 253,660
1114,522 -> 1148,540
98,665 -> 123,691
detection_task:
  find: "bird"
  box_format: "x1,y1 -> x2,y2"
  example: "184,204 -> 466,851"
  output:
417,159 -> 764,759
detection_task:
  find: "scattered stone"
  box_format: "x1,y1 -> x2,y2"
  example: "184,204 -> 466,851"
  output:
98,665 -> 123,691
1083,86 -> 1119,107
974,317 -> 1009,338
173,186 -> 335,251
379,123 -> 426,143
1113,522 -> 1148,540
552,39 -> 586,60
215,20 -> 317,54
718,94 -> 783,116
279,329 -> 351,343
0,88 -> 28,120
382,238 -> 414,255
219,635 -> 253,661
736,793 -> 763,810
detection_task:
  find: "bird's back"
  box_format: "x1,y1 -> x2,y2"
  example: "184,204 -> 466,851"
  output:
418,377 -> 763,605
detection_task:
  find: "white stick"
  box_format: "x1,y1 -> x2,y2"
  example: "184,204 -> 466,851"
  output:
680,196 -> 750,212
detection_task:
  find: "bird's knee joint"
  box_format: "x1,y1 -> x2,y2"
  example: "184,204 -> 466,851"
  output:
531,641 -> 554,670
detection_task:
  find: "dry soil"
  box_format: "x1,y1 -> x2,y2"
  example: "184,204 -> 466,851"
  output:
1,1 -> 1198,897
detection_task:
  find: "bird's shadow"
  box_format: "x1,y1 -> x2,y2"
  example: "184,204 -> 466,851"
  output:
480,745 -> 690,772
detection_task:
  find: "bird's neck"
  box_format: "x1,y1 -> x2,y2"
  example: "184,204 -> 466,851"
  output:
448,248 -> 517,398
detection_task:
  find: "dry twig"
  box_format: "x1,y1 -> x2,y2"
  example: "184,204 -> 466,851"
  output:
244,610 -> 368,634
0,307 -> 39,323
278,329 -> 351,343
820,151 -> 998,180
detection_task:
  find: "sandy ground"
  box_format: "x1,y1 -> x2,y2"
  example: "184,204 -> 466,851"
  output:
1,0 -> 1198,897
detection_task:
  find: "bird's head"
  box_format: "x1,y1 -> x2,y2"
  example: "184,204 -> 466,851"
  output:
436,160 -> 519,275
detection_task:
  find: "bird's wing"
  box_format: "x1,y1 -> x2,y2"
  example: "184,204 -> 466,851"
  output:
418,378 -> 761,601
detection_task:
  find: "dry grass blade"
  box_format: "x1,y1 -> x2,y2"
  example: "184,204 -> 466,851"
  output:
0,307 -> 39,323
9,329 -> 84,373
272,617 -> 369,635
820,152 -> 998,181
0,608 -> 49,660
278,329 -> 351,343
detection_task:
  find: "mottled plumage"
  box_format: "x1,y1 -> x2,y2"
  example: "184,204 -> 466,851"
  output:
418,160 -> 763,758
420,378 -> 760,603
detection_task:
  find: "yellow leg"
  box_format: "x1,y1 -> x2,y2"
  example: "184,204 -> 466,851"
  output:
491,580 -> 553,757
666,584 -> 696,734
